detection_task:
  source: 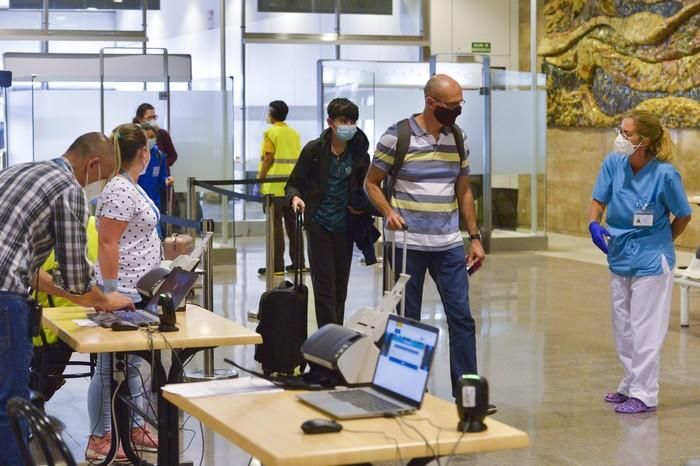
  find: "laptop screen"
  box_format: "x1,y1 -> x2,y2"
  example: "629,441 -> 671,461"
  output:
372,315 -> 439,405
143,268 -> 198,314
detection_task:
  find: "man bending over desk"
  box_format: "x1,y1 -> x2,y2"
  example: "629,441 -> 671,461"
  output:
0,132 -> 133,466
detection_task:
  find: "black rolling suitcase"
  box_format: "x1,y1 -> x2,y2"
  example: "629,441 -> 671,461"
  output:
254,211 -> 308,374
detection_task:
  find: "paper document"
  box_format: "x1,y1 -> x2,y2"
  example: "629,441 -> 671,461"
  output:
162,376 -> 281,398
73,319 -> 98,327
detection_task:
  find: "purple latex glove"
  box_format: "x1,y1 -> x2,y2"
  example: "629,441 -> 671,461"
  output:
589,221 -> 610,254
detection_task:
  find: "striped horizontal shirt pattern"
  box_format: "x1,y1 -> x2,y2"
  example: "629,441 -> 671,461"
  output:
372,116 -> 470,251
0,158 -> 95,295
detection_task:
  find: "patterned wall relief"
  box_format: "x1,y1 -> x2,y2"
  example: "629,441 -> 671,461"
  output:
539,0 -> 700,127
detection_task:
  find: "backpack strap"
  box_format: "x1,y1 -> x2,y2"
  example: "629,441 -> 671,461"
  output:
384,119 -> 411,204
451,124 -> 466,165
391,118 -> 411,179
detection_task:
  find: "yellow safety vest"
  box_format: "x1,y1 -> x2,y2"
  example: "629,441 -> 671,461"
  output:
33,216 -> 99,346
258,122 -> 302,197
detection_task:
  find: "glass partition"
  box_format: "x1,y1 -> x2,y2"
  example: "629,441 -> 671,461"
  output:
6,87 -> 37,166
241,43 -> 335,221
5,82 -> 234,241
321,64 -> 375,145
491,70 -> 546,234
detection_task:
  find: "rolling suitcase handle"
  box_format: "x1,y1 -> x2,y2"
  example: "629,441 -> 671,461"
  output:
391,223 -> 408,317
294,210 -> 304,287
382,220 -> 408,317
165,184 -> 172,237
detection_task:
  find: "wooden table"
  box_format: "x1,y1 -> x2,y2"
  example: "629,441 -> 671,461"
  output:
42,304 -> 262,466
42,305 -> 261,353
163,390 -> 529,466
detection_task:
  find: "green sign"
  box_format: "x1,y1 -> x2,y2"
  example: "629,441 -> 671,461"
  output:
471,41 -> 491,53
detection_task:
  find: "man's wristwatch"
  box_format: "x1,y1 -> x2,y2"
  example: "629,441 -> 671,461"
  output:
468,232 -> 482,241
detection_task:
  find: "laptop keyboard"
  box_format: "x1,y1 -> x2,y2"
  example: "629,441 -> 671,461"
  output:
330,390 -> 403,412
112,310 -> 158,326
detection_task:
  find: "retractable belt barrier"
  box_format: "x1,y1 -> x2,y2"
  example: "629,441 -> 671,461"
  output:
160,214 -> 202,232
192,177 -> 289,204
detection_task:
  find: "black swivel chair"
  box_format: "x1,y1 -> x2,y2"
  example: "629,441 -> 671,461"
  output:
7,397 -> 77,466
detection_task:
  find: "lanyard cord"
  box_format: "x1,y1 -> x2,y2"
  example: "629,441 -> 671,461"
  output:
119,172 -> 160,222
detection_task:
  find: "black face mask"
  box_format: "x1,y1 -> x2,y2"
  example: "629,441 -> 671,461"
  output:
433,105 -> 462,126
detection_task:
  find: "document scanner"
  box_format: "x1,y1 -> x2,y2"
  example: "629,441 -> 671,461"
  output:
302,272 -> 411,385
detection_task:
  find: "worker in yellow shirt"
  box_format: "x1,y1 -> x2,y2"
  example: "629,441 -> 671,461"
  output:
29,216 -> 99,401
257,100 -> 305,275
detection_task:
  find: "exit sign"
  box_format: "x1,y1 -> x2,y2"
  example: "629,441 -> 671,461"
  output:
471,42 -> 491,53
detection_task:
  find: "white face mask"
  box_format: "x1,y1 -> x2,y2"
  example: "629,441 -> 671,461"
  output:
148,120 -> 160,131
139,151 -> 150,176
614,133 -> 642,155
147,138 -> 156,150
84,163 -> 102,203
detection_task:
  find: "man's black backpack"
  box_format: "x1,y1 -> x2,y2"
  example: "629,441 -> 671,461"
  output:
382,118 -> 467,203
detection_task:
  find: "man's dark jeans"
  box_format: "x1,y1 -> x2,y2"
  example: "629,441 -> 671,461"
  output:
393,245 -> 477,397
0,291 -> 32,466
306,222 -> 353,328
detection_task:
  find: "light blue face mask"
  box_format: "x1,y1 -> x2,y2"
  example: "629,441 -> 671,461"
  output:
335,124 -> 357,142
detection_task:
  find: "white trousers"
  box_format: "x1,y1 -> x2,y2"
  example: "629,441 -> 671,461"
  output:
610,256 -> 674,407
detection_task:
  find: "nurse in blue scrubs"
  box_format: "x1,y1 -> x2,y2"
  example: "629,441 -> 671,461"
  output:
588,110 -> 692,414
138,122 -> 173,237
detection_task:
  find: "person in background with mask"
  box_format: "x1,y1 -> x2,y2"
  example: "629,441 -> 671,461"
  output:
256,100 -> 305,276
0,132 -> 134,466
86,123 -> 161,461
588,110 -> 691,414
285,98 -> 371,327
364,74 -> 484,400
134,103 -> 178,216
133,103 -> 177,171
138,122 -> 174,237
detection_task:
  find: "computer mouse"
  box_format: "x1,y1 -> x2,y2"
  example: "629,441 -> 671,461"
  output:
301,418 -> 343,434
111,321 -> 139,332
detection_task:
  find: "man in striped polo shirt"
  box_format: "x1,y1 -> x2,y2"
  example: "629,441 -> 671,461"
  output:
365,74 -> 485,397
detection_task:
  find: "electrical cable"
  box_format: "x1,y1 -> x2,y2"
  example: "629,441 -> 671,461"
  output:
392,415 -> 437,461
198,420 -> 205,466
179,427 -> 198,455
223,358 -> 326,390
400,416 -> 444,461
443,430 -> 466,466
157,331 -> 189,380
127,361 -> 159,464
177,414 -> 198,456
110,379 -> 124,465
342,428 -> 405,466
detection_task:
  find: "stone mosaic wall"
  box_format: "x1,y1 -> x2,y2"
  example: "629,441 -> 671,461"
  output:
539,0 -> 700,127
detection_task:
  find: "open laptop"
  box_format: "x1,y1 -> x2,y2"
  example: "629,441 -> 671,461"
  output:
142,267 -> 198,314
297,314 -> 439,419
89,268 -> 198,329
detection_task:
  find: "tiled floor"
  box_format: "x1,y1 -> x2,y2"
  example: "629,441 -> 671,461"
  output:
47,234 -> 700,465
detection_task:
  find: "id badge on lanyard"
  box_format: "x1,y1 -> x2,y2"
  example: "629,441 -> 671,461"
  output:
122,173 -> 160,222
137,185 -> 160,222
633,200 -> 653,228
